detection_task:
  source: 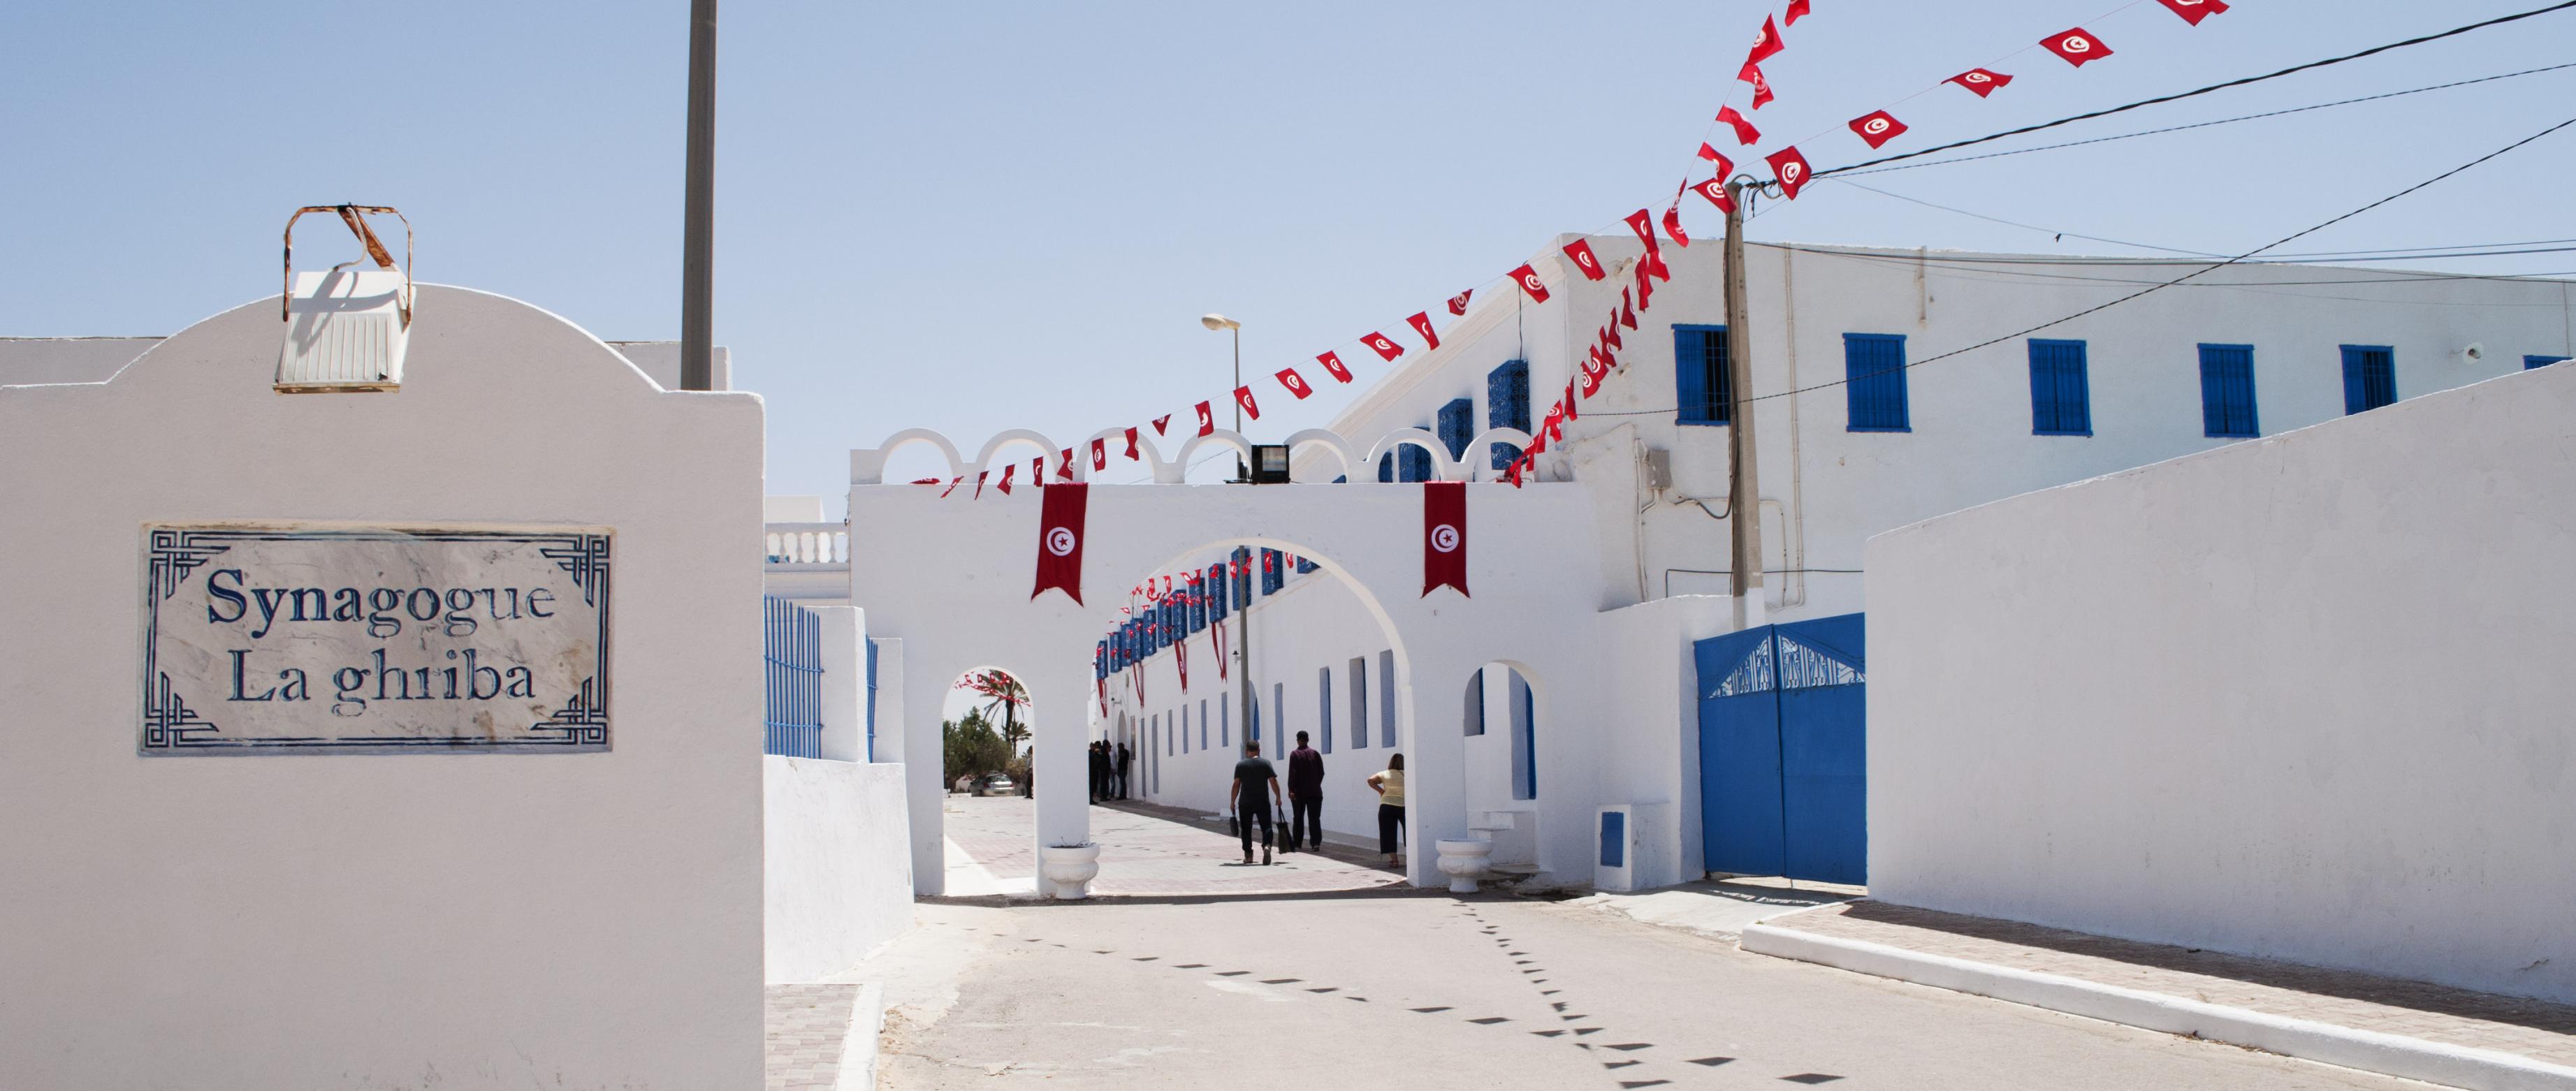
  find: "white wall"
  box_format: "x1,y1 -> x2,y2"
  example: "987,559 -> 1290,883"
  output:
1867,360 -> 2576,1004
1320,238 -> 2576,623
0,287 -> 769,1088
763,756 -> 915,983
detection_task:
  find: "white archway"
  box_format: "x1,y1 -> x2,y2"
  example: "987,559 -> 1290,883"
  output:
850,427 -> 1608,893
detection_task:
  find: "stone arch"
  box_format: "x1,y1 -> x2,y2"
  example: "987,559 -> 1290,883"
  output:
972,429 -> 1061,477
852,427 -> 964,485
1170,430 -> 1252,485
1362,427 -> 1461,483
1283,429 -> 1361,482
1462,427 -> 1536,483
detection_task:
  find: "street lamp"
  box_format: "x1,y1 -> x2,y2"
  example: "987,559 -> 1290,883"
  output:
1201,314 -> 1244,482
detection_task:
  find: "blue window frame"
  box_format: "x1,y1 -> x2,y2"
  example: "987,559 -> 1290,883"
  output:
1188,578 -> 1207,632
1487,360 -> 1529,469
1231,546 -> 1253,603
1200,699 -> 1208,751
1348,656 -> 1369,749
1179,705 -> 1188,753
1220,694 -> 1229,749
1316,667 -> 1333,753
2529,355 -> 2570,370
1260,548 -> 1284,594
1378,650 -> 1396,748
2341,345 -> 2396,414
2199,344 -> 2260,439
2027,339 -> 2092,436
1206,562 -> 1228,622
1436,397 -> 1473,460
1673,324 -> 1732,425
1844,333 -> 1910,432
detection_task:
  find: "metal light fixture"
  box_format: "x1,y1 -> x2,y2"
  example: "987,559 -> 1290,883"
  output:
1203,314 -> 1246,481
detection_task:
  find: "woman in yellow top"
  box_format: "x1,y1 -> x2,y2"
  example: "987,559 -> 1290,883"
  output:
1367,754 -> 1405,868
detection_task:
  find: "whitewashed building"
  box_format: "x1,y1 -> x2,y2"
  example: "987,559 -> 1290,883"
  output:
1094,232 -> 2575,883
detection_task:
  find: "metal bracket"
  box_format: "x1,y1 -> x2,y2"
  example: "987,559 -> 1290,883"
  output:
282,204 -> 413,328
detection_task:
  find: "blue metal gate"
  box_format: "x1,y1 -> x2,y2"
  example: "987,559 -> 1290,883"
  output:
1695,613 -> 1866,884
764,595 -> 824,758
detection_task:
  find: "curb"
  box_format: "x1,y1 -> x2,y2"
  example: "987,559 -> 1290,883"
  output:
834,981 -> 884,1091
1739,923 -> 2576,1091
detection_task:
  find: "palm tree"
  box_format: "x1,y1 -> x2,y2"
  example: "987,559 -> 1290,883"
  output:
955,670 -> 1030,754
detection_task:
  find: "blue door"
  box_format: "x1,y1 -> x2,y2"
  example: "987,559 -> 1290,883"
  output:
1696,613 -> 1867,884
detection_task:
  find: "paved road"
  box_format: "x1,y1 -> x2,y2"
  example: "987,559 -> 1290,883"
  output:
875,800 -> 2413,1090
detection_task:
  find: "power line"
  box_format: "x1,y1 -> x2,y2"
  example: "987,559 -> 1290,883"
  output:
1801,1 -> 2576,181
1832,61 -> 2576,179
1747,112 -> 2576,406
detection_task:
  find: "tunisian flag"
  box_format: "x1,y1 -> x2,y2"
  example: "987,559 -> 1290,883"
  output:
1849,110 -> 1909,149
2157,0 -> 2227,25
2041,28 -> 2113,66
1362,332 -> 1406,362
1562,239 -> 1608,281
1508,263 -> 1551,303
1948,68 -> 2014,97
1716,105 -> 1761,146
1317,351 -> 1354,383
1277,367 -> 1315,399
1033,483 -> 1087,603
1406,311 -> 1443,350
1766,145 -> 1815,199
1422,481 -> 1468,598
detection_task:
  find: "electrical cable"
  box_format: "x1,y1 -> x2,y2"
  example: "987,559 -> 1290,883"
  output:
1833,61 -> 2576,178
1801,1 -> 2576,181
1747,112 -> 2576,406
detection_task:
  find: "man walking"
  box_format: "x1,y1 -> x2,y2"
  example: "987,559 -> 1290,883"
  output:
1115,741 -> 1132,800
1228,740 -> 1283,865
1286,730 -> 1325,854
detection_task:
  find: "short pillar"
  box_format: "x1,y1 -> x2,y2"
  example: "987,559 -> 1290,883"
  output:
1032,671 -> 1095,897
815,606 -> 864,761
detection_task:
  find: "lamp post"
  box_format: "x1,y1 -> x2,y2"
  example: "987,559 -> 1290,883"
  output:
1202,314 -> 1244,482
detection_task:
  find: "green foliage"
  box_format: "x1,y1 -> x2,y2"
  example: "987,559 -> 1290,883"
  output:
943,710 -> 1014,785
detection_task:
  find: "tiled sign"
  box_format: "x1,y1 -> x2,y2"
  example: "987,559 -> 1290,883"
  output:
140,526 -> 611,754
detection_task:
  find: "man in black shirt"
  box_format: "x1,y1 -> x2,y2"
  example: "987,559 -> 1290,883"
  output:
1228,740 -> 1283,865
1114,742 -> 1132,800
1285,730 -> 1325,853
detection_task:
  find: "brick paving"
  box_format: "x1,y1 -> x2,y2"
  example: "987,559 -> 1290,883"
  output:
1770,900 -> 2576,1065
941,794 -> 1411,898
766,982 -> 862,1090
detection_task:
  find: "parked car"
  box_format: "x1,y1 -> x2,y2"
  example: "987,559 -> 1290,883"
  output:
974,773 -> 1017,797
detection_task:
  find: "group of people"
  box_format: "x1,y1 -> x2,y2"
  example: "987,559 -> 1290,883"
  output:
1228,731 -> 1406,869
1088,740 -> 1131,802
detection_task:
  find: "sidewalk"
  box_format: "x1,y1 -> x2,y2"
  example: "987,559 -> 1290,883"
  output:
1745,900 -> 2576,1090
934,794 -> 1411,899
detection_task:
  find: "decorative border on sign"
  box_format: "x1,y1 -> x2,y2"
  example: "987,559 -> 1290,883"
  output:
139,527 -> 613,754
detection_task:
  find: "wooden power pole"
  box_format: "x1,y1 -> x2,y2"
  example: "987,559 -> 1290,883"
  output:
1722,180 -> 1765,621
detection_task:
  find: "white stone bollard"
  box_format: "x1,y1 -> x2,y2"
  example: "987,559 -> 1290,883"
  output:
1040,843 -> 1101,900
1434,838 -> 1494,895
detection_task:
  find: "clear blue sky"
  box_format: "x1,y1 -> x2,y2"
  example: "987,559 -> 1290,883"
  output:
6,1 -> 2571,509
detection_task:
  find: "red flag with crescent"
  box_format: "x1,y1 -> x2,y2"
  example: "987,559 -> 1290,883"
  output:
1174,630 -> 1188,692
1620,288 -> 1639,330
2157,0 -> 2227,25
1508,263 -> 1551,303
1196,400 -> 1216,436
1717,106 -> 1761,146
1949,68 -> 2014,97
1057,448 -> 1076,481
2042,28 -> 2113,66
1766,145 -> 1814,199
1603,318 -> 1622,351
1318,351 -> 1354,383
1562,240 -> 1608,281
1447,290 -> 1473,316
996,463 -> 1015,495
1090,438 -> 1107,471
1406,311 -> 1442,350
1152,414 -> 1172,436
1123,427 -> 1140,460
1661,206 -> 1692,249
1623,208 -> 1659,256
1362,331 -> 1405,362
1422,481 -> 1468,598
1691,176 -> 1735,215
1745,65 -> 1775,110
1745,14 -> 1784,69
1785,0 -> 1811,26
1849,110 -> 1908,149
1277,367 -> 1315,400
1235,385 -> 1261,420
1697,145 -> 1733,176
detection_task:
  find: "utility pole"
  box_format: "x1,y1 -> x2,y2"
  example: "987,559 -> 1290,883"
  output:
1722,179 -> 1766,627
1237,553 -> 1256,755
679,0 -> 718,392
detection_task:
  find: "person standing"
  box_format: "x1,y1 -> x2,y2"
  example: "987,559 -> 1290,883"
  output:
1115,741 -> 1133,800
1367,753 -> 1406,869
1285,730 -> 1325,854
1228,740 -> 1283,866
1087,741 -> 1107,803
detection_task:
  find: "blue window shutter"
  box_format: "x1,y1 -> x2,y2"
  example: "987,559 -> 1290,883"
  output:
2198,344 -> 2259,438
1437,398 -> 1473,460
1673,325 -> 1730,425
1844,334 -> 1911,432
2028,339 -> 2090,436
2529,355 -> 2571,370
1262,549 -> 1284,594
1207,563 -> 1228,622
1376,452 -> 1395,483
1379,649 -> 1396,748
1295,555 -> 1316,574
2342,345 -> 2395,413
1317,668 -> 1333,753
1401,427 -> 1432,482
1487,360 -> 1529,469
1190,578 -> 1207,631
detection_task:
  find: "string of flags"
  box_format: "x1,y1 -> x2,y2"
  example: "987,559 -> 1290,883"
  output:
1708,0 -> 2234,200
